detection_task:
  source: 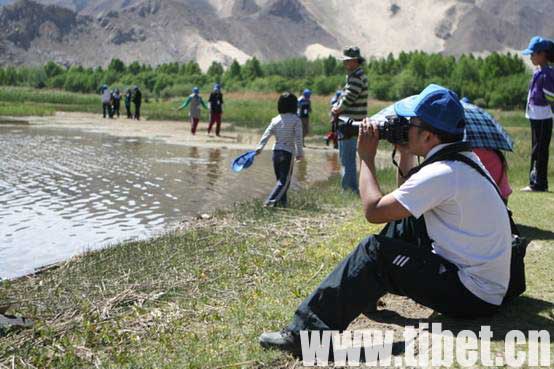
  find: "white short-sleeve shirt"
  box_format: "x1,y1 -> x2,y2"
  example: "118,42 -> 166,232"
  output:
391,144 -> 512,306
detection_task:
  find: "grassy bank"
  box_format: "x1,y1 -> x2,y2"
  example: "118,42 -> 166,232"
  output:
0,87 -> 388,135
0,100 -> 553,368
0,174 -> 392,368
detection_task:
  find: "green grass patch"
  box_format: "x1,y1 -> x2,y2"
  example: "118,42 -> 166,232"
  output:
0,88 -> 552,368
0,87 -> 388,135
0,178 -> 376,368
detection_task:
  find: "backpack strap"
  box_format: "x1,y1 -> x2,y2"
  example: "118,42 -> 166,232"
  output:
449,153 -> 503,200
449,153 -> 520,236
407,142 -> 519,236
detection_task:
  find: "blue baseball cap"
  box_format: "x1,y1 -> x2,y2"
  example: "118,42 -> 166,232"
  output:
522,36 -> 550,55
192,87 -> 199,94
394,84 -> 465,135
303,89 -> 312,97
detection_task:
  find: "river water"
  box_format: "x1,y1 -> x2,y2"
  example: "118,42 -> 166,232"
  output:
0,124 -> 342,279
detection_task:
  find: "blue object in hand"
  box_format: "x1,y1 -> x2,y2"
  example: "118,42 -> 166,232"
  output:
231,150 -> 257,172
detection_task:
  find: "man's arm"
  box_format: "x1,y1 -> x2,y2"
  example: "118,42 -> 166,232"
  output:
358,120 -> 412,224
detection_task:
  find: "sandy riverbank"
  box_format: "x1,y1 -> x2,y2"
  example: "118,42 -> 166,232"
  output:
1,112 -> 335,152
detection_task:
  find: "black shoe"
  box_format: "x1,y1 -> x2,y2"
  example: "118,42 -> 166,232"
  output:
259,329 -> 301,355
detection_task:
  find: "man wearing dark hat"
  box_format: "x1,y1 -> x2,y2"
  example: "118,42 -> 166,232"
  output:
331,46 -> 369,193
259,84 -> 512,358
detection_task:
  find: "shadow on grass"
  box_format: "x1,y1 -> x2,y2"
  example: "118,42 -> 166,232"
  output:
518,224 -> 554,241
368,296 -> 553,343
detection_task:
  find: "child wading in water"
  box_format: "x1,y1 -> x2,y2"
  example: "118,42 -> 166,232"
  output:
177,87 -> 207,135
521,36 -> 554,192
256,92 -> 304,207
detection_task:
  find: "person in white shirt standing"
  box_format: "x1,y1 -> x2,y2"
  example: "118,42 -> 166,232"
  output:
259,84 -> 512,357
256,92 -> 304,208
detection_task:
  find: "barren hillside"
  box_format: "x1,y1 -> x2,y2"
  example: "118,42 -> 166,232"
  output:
1,0 -> 553,69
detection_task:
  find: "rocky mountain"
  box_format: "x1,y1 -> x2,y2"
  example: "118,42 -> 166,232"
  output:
1,0 -> 554,69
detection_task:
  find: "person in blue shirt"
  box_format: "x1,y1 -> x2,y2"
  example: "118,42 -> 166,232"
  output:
297,89 -> 312,146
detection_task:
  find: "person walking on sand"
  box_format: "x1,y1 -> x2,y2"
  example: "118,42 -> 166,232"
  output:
112,88 -> 121,118
208,83 -> 224,136
255,92 -> 304,208
177,87 -> 207,135
132,86 -> 142,120
124,88 -> 132,119
100,84 -> 112,119
521,36 -> 554,192
297,89 -> 312,146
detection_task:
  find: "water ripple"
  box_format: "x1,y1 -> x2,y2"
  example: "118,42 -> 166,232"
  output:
0,126 -> 340,279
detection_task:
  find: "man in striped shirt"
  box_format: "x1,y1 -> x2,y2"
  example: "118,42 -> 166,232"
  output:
332,46 -> 369,193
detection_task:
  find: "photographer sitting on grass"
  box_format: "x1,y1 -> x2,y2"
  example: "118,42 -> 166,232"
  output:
259,84 -> 512,356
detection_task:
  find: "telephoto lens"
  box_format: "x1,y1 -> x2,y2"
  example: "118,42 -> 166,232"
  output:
378,116 -> 410,145
336,115 -> 410,145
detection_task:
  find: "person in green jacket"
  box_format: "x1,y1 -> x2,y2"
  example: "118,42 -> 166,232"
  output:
177,87 -> 208,135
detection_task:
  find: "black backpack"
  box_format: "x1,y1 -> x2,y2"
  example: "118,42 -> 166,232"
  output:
408,142 -> 528,304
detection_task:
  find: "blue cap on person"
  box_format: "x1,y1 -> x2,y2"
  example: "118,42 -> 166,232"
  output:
213,83 -> 220,91
192,87 -> 199,94
335,90 -> 342,97
522,36 -> 550,55
394,84 -> 465,135
303,89 -> 311,97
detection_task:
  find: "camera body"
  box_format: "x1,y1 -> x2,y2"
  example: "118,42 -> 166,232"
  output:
336,115 -> 410,145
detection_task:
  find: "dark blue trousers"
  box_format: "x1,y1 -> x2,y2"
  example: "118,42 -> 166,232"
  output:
288,217 -> 498,333
529,118 -> 552,191
265,150 -> 293,207
102,103 -> 112,118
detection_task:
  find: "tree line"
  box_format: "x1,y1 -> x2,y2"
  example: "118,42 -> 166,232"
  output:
0,51 -> 531,109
